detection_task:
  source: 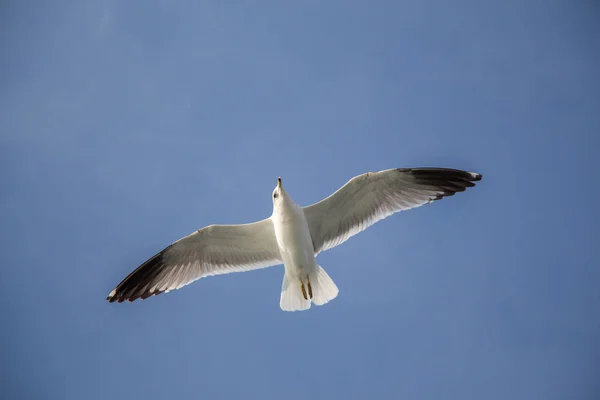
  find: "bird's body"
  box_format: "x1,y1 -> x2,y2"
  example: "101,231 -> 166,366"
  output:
272,184 -> 315,278
107,167 -> 482,311
271,178 -> 338,310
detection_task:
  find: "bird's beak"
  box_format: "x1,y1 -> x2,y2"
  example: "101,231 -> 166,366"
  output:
277,177 -> 282,188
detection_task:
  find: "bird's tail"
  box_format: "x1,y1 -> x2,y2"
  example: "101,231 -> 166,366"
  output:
279,265 -> 339,312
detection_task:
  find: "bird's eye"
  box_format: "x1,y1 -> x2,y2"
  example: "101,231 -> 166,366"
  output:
273,193 -> 278,199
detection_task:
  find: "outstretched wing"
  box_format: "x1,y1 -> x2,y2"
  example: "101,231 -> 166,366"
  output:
107,218 -> 281,302
304,168 -> 482,254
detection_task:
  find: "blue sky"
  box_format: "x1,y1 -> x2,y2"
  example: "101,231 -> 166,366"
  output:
1,1 -> 599,399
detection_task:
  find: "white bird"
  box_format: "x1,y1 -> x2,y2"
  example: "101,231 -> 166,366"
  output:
107,167 -> 482,311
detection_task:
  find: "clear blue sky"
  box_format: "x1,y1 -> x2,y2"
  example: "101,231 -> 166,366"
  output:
2,1 -> 599,399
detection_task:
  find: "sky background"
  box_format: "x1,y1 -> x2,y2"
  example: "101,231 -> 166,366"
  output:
1,1 -> 599,399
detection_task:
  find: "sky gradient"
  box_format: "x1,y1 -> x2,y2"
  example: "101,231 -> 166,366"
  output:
2,1 -> 599,399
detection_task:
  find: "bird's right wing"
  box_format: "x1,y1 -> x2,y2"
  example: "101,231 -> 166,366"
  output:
303,168 -> 482,254
107,217 -> 281,302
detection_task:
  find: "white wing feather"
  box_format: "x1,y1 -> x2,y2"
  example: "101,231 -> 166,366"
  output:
303,168 -> 482,254
107,218 -> 281,302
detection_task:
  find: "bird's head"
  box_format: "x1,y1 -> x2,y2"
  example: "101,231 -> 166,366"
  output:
272,177 -> 284,204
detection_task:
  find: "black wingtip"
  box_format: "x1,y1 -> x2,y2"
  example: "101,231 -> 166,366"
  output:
400,167 -> 482,202
406,168 -> 482,183
106,247 -> 170,304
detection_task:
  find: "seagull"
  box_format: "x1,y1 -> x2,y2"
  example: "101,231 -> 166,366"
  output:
107,167 -> 482,311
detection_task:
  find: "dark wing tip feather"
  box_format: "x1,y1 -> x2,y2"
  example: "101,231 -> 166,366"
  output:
106,246 -> 172,304
398,167 -> 482,202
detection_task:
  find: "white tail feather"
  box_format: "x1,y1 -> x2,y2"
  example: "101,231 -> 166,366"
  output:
309,265 -> 339,306
279,265 -> 339,312
280,272 -> 311,312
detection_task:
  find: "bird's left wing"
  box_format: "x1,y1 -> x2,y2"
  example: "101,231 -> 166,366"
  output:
107,217 -> 281,302
304,168 -> 482,254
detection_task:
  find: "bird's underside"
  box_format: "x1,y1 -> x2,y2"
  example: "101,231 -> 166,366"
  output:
107,167 -> 482,310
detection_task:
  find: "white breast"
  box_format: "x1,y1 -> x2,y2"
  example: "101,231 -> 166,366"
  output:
272,199 -> 317,278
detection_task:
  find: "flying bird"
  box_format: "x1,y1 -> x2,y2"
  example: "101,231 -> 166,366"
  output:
107,167 -> 482,311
